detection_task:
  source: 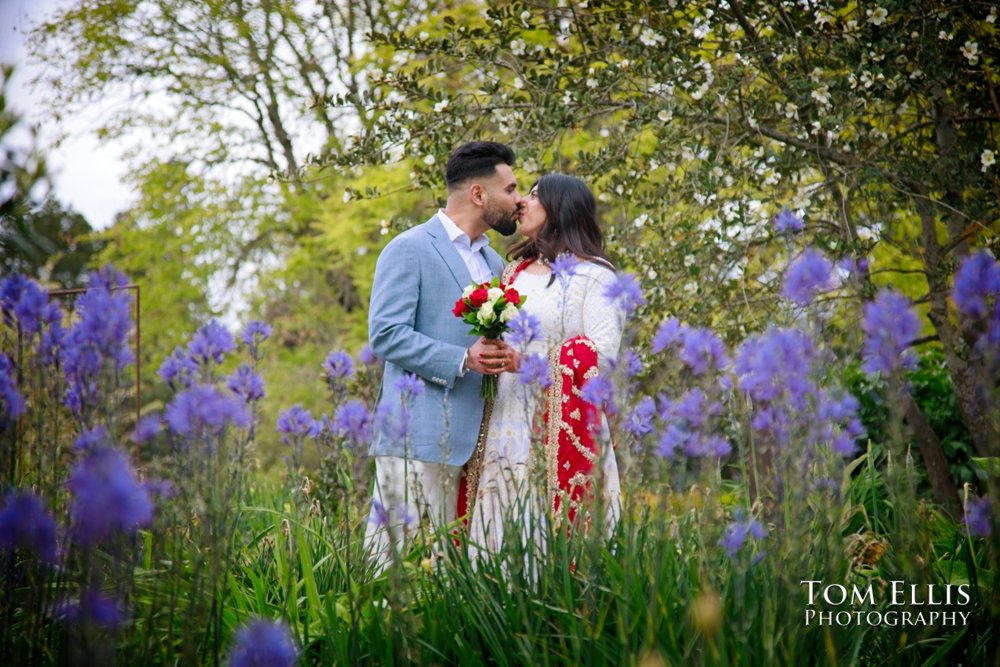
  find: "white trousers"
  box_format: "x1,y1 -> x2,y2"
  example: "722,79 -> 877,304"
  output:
363,456 -> 462,571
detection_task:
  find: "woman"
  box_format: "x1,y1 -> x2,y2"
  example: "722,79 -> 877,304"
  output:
459,173 -> 624,558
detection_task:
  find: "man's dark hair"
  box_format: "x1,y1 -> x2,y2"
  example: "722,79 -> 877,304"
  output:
445,141 -> 516,188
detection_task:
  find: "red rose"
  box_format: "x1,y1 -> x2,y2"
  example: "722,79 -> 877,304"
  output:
452,298 -> 469,317
504,288 -> 521,304
469,288 -> 489,308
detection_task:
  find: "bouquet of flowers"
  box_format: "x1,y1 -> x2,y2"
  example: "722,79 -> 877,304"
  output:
452,276 -> 526,400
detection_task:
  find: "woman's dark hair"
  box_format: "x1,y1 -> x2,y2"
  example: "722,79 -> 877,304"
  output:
445,141 -> 516,188
509,173 -> 615,274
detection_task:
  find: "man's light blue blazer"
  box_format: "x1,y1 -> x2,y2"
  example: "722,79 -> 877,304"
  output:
368,215 -> 505,467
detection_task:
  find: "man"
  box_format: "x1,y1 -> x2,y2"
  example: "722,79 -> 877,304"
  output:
364,141 -> 522,567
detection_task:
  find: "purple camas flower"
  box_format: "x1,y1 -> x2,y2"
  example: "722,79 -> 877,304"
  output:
357,344 -> 377,365
188,319 -> 235,365
656,423 -> 690,459
375,402 -> 411,442
61,270 -> 135,415
37,302 -> 66,365
507,311 -> 543,347
227,364 -> 266,403
68,445 -> 154,546
651,317 -> 685,354
323,351 -> 355,389
719,512 -> 767,557
550,253 -> 579,284
735,327 -> 816,404
367,499 -> 415,529
617,349 -> 643,378
782,247 -> 833,306
964,495 -> 992,538
73,425 -> 109,452
332,400 -> 373,446
735,327 -> 819,448
11,279 -> 48,336
133,413 -> 163,445
0,489 -> 58,562
952,251 -> 1000,319
55,589 -> 126,629
861,289 -> 920,376
276,405 -> 321,443
0,353 -> 25,423
518,353 -> 551,388
240,320 -> 272,359
603,272 -> 645,315
773,207 -> 804,234
581,375 -> 615,413
166,384 -> 251,436
394,373 -> 425,400
678,327 -> 729,376
624,396 -> 656,437
90,265 -> 130,290
227,618 -> 299,667
159,347 -> 197,391
0,273 -> 29,321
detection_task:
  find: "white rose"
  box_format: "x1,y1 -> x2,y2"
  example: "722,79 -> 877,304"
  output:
462,284 -> 475,299
478,303 -> 495,325
500,303 -> 518,323
487,287 -> 504,303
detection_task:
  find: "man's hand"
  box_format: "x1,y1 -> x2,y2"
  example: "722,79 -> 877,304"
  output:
466,338 -> 519,375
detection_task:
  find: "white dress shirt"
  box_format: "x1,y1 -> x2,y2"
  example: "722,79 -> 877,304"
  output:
438,209 -> 493,284
438,210 -> 493,375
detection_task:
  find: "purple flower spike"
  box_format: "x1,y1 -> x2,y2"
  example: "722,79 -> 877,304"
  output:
394,373 -> 425,400
782,247 -> 833,306
73,425 -> 109,452
550,253 -> 579,283
188,319 -> 235,365
0,489 -> 58,562
719,514 -> 767,557
861,289 -> 921,376
240,320 -> 272,347
603,272 -> 645,315
159,347 -> 197,391
227,617 -> 299,667
964,496 -> 992,538
55,588 -> 126,629
357,344 -> 377,365
0,353 -> 25,422
276,405 -> 321,442
132,412 -> 163,445
12,280 -> 48,336
332,400 -> 373,446
518,353 -> 552,388
773,207 -> 804,234
623,397 -> 656,437
651,317 -> 686,354
581,375 -> 615,413
952,251 -> 1000,319
166,384 -> 251,436
507,311 -> 544,348
679,327 -> 729,376
227,364 -> 266,403
323,351 -> 355,382
68,446 -> 154,546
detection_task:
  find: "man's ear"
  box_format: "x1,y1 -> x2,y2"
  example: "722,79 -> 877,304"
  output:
470,183 -> 485,207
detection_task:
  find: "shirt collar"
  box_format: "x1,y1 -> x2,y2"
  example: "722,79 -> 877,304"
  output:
438,209 -> 490,252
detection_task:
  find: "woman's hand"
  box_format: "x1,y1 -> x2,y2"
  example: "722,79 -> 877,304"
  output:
480,338 -> 520,374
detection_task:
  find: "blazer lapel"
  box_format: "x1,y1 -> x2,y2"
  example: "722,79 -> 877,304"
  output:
426,215 -> 474,290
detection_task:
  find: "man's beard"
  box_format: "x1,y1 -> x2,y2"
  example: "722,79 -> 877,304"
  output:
484,203 -> 519,236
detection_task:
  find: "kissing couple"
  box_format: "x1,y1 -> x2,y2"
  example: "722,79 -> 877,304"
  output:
363,141 -> 625,568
